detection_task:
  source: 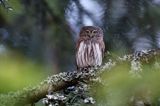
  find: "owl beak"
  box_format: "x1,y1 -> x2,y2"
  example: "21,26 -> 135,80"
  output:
90,32 -> 94,37
90,34 -> 93,37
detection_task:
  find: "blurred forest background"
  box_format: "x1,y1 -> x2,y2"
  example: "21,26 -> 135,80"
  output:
0,0 -> 160,104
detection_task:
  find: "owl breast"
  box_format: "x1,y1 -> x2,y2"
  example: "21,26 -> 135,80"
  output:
76,41 -> 102,68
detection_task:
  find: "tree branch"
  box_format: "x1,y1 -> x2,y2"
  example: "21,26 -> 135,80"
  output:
0,49 -> 160,106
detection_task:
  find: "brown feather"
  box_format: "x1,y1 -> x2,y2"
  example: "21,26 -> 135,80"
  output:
76,26 -> 105,70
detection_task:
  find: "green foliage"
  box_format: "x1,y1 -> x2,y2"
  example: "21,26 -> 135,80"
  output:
94,61 -> 160,106
0,1 -> 160,106
0,50 -> 48,93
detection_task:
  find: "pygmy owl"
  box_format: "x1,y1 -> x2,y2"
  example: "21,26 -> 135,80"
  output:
76,26 -> 105,70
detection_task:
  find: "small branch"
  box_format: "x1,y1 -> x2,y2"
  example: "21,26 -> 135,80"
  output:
0,49 -> 160,106
117,49 -> 160,62
0,0 -> 12,11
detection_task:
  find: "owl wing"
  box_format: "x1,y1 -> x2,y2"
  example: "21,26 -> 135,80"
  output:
76,37 -> 83,52
75,37 -> 84,69
99,39 -> 105,58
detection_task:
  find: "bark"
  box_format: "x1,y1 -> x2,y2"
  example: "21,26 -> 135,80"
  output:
0,49 -> 160,106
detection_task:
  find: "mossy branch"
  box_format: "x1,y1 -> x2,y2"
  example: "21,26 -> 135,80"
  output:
0,49 -> 160,106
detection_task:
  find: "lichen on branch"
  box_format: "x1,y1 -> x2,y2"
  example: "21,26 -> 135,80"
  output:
0,49 -> 160,106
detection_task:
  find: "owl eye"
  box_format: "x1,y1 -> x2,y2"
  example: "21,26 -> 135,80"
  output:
92,30 -> 98,34
85,30 -> 90,34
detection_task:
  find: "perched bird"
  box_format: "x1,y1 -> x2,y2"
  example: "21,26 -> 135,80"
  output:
76,26 -> 105,70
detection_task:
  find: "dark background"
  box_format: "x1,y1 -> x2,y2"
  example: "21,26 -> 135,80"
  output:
0,0 -> 160,93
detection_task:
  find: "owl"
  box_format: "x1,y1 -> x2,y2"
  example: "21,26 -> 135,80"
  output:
76,26 -> 105,70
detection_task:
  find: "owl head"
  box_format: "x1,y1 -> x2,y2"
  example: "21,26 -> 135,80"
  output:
79,26 -> 103,38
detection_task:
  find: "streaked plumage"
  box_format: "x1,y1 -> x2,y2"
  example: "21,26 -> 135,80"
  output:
76,26 -> 105,70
